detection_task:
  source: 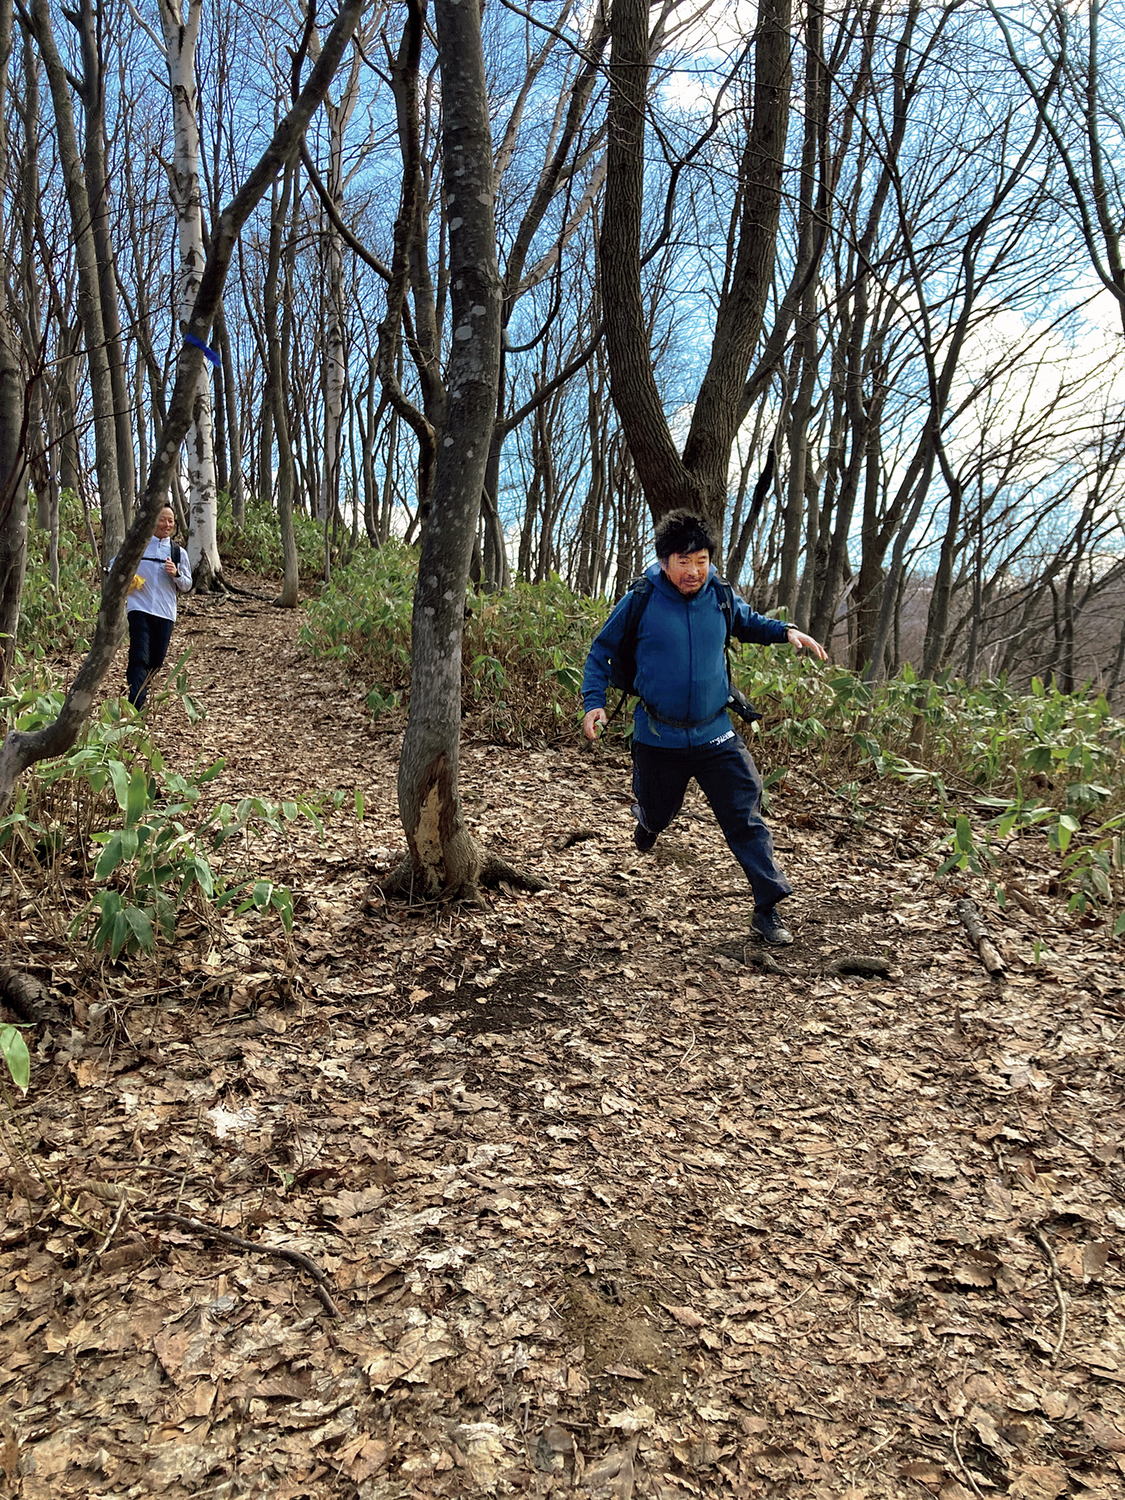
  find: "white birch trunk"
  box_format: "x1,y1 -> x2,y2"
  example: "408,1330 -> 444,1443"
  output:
319,54 -> 361,525
158,0 -> 220,583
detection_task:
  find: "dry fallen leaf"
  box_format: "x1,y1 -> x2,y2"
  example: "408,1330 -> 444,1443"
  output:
1083,1413 -> 1125,1453
660,1302 -> 704,1329
1007,1463 -> 1070,1499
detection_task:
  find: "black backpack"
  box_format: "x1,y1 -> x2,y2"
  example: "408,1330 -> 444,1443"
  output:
604,574 -> 760,725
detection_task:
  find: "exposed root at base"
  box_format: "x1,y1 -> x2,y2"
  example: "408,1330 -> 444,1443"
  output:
377,847 -> 549,904
478,851 -> 548,893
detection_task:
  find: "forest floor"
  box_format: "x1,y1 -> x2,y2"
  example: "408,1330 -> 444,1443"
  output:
2,581 -> 1125,1500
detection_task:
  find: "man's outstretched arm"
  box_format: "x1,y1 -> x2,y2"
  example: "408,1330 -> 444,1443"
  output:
785,627 -> 828,660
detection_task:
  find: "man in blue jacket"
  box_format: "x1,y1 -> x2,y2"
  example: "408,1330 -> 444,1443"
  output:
582,510 -> 827,946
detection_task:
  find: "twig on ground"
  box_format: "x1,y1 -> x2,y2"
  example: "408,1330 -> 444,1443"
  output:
75,1192 -> 132,1307
779,1281 -> 814,1312
138,1209 -> 341,1318
1031,1225 -> 1068,1362
954,899 -> 1007,982
0,1085 -> 103,1234
950,1420 -> 986,1499
1046,1117 -> 1125,1200
669,1027 -> 697,1075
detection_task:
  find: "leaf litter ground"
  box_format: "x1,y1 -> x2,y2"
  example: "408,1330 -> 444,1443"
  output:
3,592 -> 1125,1500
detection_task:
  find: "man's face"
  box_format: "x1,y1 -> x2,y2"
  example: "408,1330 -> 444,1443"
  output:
661,548 -> 710,597
155,508 -> 176,539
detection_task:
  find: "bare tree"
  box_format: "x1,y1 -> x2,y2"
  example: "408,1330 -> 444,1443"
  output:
143,0 -> 224,586
391,0 -> 543,899
600,0 -> 793,548
26,0 -> 125,558
988,0 -> 1124,335
0,0 -> 28,680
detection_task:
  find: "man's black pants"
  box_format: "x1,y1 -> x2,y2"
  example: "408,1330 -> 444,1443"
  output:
631,735 -> 793,911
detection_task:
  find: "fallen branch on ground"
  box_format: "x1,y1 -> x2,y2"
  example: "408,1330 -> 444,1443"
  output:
1031,1225 -> 1068,1362
137,1209 -> 341,1319
954,898 -> 1006,981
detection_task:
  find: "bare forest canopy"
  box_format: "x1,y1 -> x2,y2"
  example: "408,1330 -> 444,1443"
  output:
0,0 -> 1122,697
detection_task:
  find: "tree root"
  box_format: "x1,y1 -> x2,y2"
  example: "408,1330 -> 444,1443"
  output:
377,845 -> 548,903
478,850 -> 549,892
378,854 -> 420,900
202,572 -> 277,604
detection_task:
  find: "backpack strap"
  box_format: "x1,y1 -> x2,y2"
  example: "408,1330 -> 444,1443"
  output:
714,577 -> 762,723
170,541 -> 182,568
603,576 -> 653,725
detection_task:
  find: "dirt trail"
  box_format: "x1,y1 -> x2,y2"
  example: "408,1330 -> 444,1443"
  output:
3,589 -> 1125,1499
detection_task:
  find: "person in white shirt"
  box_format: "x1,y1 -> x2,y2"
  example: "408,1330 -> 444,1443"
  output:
123,505 -> 192,708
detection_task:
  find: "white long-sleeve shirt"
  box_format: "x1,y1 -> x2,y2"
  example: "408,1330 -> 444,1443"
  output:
123,536 -> 193,621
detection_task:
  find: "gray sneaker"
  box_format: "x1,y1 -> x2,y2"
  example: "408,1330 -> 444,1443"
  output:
752,906 -> 793,946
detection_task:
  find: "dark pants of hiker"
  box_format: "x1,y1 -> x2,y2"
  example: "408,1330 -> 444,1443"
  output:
126,612 -> 176,709
631,736 -> 793,911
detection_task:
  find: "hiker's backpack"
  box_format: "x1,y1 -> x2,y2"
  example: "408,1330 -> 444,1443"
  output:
170,542 -> 182,569
605,574 -> 760,724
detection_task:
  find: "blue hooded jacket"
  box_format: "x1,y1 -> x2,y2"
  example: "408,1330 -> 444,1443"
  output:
582,563 -> 790,749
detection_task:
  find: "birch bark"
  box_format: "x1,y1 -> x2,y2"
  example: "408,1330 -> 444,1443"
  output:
318,48 -> 361,532
156,0 -> 221,586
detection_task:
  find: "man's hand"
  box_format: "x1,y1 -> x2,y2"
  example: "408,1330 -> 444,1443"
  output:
164,557 -> 177,576
786,627 -> 828,661
583,708 -> 608,741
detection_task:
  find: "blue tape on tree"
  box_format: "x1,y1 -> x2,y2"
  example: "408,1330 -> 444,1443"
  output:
184,331 -> 221,366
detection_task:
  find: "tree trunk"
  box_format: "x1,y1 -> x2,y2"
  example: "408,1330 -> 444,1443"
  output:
0,0 -> 27,683
394,0 -> 541,901
214,302 -> 244,523
600,0 -> 792,544
28,0 -> 124,557
158,0 -> 222,587
266,162 -> 301,610
318,47 -> 360,527
70,0 -> 136,531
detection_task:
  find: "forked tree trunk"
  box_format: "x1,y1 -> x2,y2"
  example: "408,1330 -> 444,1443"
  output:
599,0 -> 792,548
